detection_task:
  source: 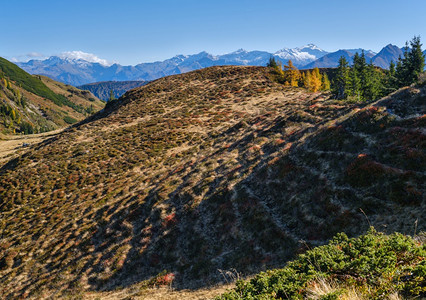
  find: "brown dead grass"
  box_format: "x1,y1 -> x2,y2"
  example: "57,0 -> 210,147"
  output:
84,284 -> 235,300
0,129 -> 62,165
306,277 -> 403,300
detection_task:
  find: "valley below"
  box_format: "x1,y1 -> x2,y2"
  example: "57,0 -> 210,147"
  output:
0,130 -> 62,166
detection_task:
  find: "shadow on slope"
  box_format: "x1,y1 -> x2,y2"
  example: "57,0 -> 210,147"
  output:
102,81 -> 425,291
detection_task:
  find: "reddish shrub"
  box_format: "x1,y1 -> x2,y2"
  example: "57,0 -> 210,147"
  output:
357,153 -> 368,159
274,138 -> 285,145
162,213 -> 177,228
156,273 -> 175,286
283,142 -> 292,151
267,157 -> 280,166
345,154 -> 388,186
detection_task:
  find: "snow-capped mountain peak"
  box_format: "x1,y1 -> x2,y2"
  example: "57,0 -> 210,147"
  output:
297,43 -> 324,51
274,44 -> 328,64
345,48 -> 377,56
232,48 -> 248,54
58,51 -> 112,66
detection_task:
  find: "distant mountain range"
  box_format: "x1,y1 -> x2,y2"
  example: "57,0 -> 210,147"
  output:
371,44 -> 405,69
303,48 -> 376,69
15,45 -> 426,86
16,45 -> 328,86
304,45 -> 409,69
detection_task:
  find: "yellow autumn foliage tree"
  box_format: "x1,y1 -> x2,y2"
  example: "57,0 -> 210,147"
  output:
321,72 -> 331,91
303,70 -> 311,89
10,108 -> 16,121
284,60 -> 301,87
300,68 -> 322,92
310,67 -> 322,92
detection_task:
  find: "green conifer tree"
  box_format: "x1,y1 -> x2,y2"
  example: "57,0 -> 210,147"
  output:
267,56 -> 278,69
389,61 -> 396,76
407,36 -> 425,81
353,51 -> 371,100
364,62 -> 384,101
384,61 -> 397,94
396,36 -> 425,87
108,89 -> 116,101
333,56 -> 350,99
348,67 -> 361,100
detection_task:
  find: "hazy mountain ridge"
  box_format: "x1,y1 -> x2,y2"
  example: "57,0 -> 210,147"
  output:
371,44 -> 405,68
0,66 -> 423,298
17,45 -> 328,85
306,45 -> 425,69
304,48 -> 377,69
78,80 -> 148,101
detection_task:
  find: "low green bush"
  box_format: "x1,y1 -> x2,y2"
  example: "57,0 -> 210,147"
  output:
217,228 -> 425,299
63,116 -> 78,124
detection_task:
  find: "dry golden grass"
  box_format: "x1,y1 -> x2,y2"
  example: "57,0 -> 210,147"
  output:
84,284 -> 235,300
306,278 -> 365,300
0,129 -> 62,165
306,277 -> 404,300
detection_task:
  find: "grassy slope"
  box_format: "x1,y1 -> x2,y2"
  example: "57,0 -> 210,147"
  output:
0,66 -> 424,298
40,75 -> 105,117
0,57 -> 62,103
0,57 -> 104,134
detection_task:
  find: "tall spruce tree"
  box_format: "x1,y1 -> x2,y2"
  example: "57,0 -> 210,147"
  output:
348,64 -> 361,100
365,62 -> 383,100
389,61 -> 396,77
385,61 -> 397,94
353,51 -> 370,100
407,36 -> 425,81
396,36 -> 425,87
108,89 -> 116,101
267,56 -> 278,69
395,57 -> 406,86
333,56 -> 350,99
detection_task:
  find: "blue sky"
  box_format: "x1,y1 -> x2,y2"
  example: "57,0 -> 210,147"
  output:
2,0 -> 425,65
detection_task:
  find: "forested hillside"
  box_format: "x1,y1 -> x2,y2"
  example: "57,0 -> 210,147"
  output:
78,80 -> 147,101
0,57 -> 104,134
